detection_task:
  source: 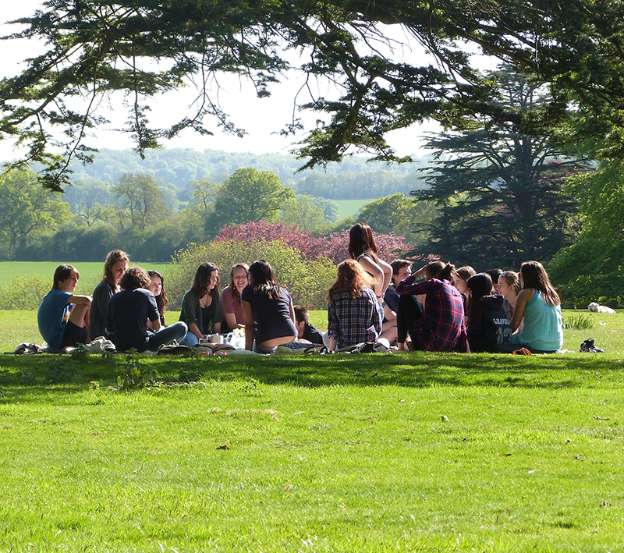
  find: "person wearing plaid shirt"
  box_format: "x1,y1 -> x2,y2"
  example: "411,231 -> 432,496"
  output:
396,261 -> 469,352
327,260 -> 383,350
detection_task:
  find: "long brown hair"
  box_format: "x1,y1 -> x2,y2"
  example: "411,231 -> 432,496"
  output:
103,249 -> 129,286
520,261 -> 560,306
148,269 -> 168,321
191,262 -> 220,302
329,259 -> 372,300
348,223 -> 378,261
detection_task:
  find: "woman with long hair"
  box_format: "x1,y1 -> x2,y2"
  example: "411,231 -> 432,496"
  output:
148,270 -> 168,325
348,223 -> 392,301
396,260 -> 468,352
466,273 -> 512,352
221,263 -> 249,331
241,260 -> 298,353
453,266 -> 476,296
179,263 -> 222,346
327,259 -> 382,351
511,261 -> 563,353
89,249 -> 130,339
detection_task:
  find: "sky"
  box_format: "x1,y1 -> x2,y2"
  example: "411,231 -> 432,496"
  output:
0,2 -> 490,161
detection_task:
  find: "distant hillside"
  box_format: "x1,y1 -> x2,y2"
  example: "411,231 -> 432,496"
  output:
65,148 -> 431,200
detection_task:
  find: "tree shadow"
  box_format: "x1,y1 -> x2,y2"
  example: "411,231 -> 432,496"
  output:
0,352 -> 623,404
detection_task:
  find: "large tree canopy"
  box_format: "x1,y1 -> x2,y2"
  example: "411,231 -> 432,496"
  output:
1,0 -> 623,189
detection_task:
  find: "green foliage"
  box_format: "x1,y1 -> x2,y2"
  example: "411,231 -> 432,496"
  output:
563,313 -> 593,330
170,239 -> 335,309
207,168 -> 295,236
0,277 -> 49,310
417,66 -> 585,267
279,194 -> 333,233
357,193 -> 436,247
113,173 -> 171,231
550,161 -> 624,306
0,169 -> 72,258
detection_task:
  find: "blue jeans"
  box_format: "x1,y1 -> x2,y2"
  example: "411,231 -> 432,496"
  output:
180,332 -> 199,347
146,322 -> 188,351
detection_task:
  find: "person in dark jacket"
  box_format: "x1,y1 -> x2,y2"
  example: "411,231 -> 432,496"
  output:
294,305 -> 324,345
466,273 -> 512,352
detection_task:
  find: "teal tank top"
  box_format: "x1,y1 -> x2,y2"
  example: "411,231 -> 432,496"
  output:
515,291 -> 563,352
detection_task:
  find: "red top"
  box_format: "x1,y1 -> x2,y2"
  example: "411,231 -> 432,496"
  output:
221,286 -> 245,327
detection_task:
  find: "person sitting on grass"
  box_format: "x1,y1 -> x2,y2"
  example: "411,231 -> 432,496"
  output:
511,261 -> 563,354
90,249 -> 129,339
349,223 -> 393,301
242,260 -> 298,353
396,261 -> 469,352
379,259 -> 413,345
221,263 -> 249,332
37,264 -> 92,351
148,270 -> 168,326
327,259 -> 382,351
107,267 -> 187,352
294,305 -> 324,345
498,270 -> 521,319
466,273 -> 512,353
179,263 -> 223,346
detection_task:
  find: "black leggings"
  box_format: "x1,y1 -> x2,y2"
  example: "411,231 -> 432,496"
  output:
397,295 -> 423,345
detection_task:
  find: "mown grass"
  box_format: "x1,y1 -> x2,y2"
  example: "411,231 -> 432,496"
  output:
2,308 -> 623,551
0,352 -> 623,552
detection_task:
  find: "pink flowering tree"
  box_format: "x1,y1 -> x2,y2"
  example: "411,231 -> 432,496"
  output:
215,221 -> 411,263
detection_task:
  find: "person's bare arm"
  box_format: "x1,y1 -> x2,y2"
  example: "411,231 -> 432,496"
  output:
358,256 -> 385,297
151,318 -> 162,332
384,304 -> 396,322
378,258 -> 393,296
511,289 -> 533,332
189,322 -> 203,340
224,312 -> 238,331
68,295 -> 91,306
243,300 -> 254,350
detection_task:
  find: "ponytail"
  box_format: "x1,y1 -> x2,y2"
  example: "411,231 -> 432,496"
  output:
438,263 -> 456,282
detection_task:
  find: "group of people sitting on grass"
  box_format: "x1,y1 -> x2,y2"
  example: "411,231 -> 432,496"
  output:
37,223 -> 563,354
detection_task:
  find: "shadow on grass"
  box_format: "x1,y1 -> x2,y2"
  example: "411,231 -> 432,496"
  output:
1,352 -> 623,402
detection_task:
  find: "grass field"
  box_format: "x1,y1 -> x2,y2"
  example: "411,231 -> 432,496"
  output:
0,261 -> 171,292
2,261 -> 624,551
330,198 -> 372,220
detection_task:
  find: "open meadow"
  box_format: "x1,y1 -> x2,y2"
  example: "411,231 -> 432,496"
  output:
1,306 -> 624,551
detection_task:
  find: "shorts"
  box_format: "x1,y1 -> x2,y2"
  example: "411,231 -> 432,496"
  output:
61,321 -> 87,348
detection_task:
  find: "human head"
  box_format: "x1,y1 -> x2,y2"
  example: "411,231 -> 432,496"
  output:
148,270 -> 169,311
294,305 -> 309,338
390,259 -> 411,286
486,268 -> 503,292
424,261 -> 456,281
120,267 -> 151,291
248,260 -> 279,299
104,249 -> 130,287
329,259 -> 372,299
454,266 -> 476,295
191,263 -> 220,298
467,273 -> 494,301
348,223 -> 378,259
520,261 -> 560,306
498,271 -> 520,300
230,263 -> 249,296
53,264 -> 79,291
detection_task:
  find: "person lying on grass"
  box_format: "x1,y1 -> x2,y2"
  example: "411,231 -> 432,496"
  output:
37,264 -> 91,351
107,267 -> 187,352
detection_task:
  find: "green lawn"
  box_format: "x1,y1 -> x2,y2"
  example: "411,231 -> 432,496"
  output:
1,309 -> 623,551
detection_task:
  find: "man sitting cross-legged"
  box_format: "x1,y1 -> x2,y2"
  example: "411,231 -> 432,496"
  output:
107,267 -> 187,352
37,264 -> 91,351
